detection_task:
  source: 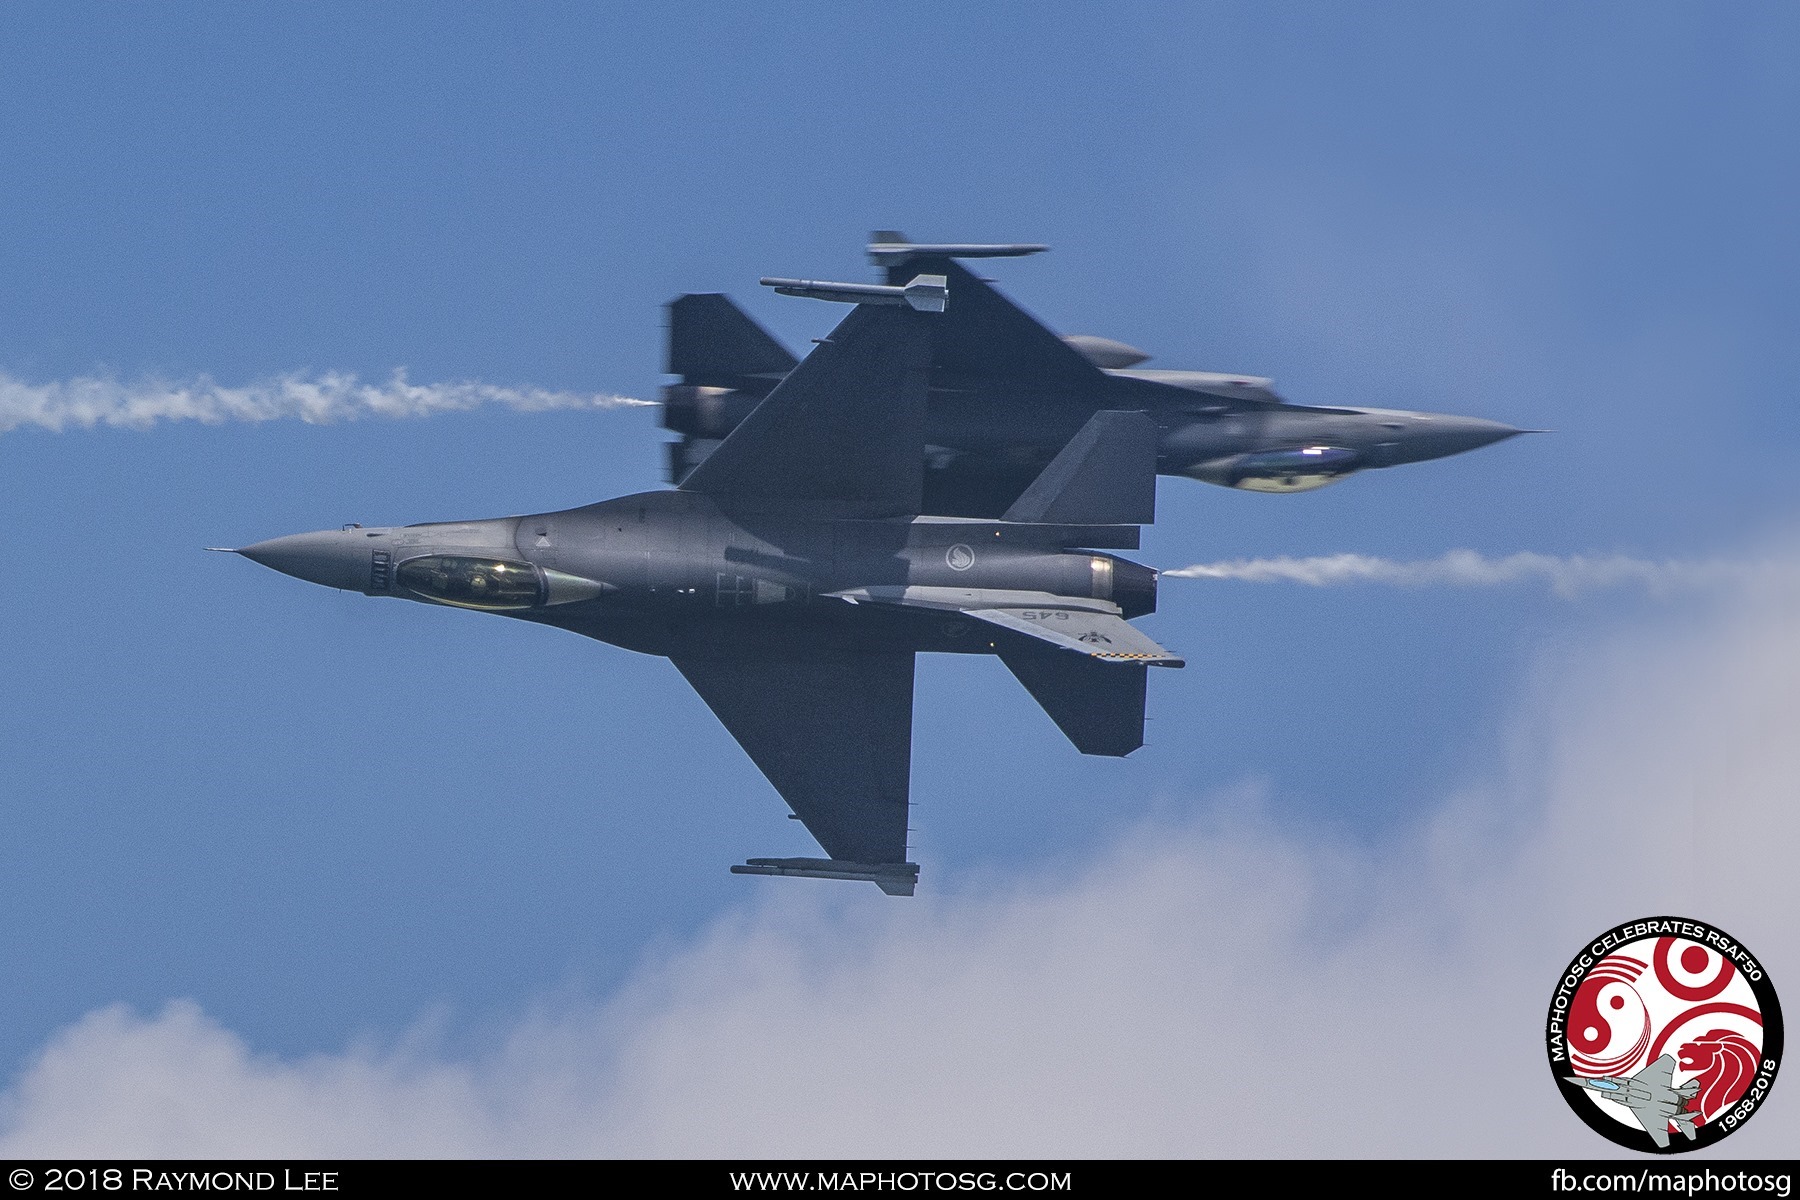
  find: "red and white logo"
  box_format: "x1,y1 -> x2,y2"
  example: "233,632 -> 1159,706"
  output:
1547,917 -> 1782,1153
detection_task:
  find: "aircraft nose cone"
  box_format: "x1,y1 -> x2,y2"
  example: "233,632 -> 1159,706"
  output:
1410,415 -> 1533,461
238,530 -> 369,592
1458,417 -> 1532,451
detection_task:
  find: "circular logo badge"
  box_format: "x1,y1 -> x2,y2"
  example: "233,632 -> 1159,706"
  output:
1546,916 -> 1782,1153
945,544 -> 976,571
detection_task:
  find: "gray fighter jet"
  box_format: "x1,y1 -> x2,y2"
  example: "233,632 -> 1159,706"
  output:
662,233 -> 1530,516
1565,1055 -> 1701,1149
225,283 -> 1180,895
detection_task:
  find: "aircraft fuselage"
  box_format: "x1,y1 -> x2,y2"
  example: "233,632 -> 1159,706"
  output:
236,490 -> 1159,661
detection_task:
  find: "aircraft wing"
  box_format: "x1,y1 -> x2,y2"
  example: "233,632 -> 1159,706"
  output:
1636,1055 -> 1677,1091
1625,1057 -> 1682,1148
1635,1109 -> 1673,1150
670,649 -> 916,873
679,303 -> 931,518
885,256 -> 1107,391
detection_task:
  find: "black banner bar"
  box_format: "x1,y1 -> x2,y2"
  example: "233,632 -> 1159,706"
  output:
2,1161 -> 1796,1195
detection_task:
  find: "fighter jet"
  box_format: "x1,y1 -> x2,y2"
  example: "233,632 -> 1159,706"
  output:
661,233 -> 1531,516
1565,1055 -> 1701,1149
225,278 -> 1180,895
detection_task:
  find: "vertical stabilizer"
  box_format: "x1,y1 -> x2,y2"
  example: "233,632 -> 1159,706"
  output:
1003,410 -> 1158,526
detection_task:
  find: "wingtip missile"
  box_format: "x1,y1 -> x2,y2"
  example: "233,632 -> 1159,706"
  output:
867,232 -> 1049,266
761,274 -> 947,313
732,856 -> 920,896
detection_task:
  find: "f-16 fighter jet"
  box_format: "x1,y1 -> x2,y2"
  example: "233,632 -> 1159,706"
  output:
1566,1055 -> 1701,1149
225,276 -> 1180,895
662,233 -> 1530,516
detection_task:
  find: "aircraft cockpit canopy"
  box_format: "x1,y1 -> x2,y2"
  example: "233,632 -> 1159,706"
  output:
396,556 -> 540,610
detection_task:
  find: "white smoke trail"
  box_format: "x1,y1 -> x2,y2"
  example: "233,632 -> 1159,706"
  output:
0,369 -> 650,435
1162,549 -> 1799,599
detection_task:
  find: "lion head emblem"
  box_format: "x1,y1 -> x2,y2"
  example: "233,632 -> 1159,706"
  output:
1677,1030 -> 1760,1123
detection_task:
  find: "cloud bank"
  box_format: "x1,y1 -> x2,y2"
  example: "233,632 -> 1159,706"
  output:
2,582 -> 1795,1157
1164,549 -> 1800,599
0,369 -> 648,435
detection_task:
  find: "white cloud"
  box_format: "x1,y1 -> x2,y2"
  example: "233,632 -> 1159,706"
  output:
0,369 -> 648,435
2,585 -> 1795,1158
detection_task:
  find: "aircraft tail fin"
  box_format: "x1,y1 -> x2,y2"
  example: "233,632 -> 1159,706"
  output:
1003,410 -> 1158,526
666,293 -> 798,385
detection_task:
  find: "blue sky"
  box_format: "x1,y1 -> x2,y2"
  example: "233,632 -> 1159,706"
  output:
1,4 -> 1796,1155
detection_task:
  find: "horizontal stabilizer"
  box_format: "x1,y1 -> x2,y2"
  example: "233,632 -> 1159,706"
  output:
666,294 -> 797,383
1001,646 -> 1147,757
732,857 -> 920,896
829,585 -> 1183,666
1003,410 -> 1159,526
972,606 -> 1182,665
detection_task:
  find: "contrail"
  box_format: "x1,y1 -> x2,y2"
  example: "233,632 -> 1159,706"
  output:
0,369 -> 650,435
1162,549 -> 1794,599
